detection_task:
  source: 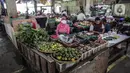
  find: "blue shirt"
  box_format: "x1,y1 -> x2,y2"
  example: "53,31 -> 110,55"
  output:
105,24 -> 111,33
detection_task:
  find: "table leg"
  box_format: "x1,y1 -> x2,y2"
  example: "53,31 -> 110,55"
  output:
125,41 -> 129,54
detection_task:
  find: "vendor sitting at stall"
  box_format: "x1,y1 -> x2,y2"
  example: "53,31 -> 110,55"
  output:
77,11 -> 86,21
54,18 -> 72,42
56,19 -> 70,35
102,18 -> 111,33
50,16 -> 71,39
89,17 -> 105,34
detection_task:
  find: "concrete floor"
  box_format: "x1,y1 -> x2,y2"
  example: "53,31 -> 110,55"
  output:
0,30 -> 33,73
108,57 -> 130,73
108,43 -> 130,73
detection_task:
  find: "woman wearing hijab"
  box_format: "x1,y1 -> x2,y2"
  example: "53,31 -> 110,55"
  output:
51,16 -> 71,39
56,17 -> 70,35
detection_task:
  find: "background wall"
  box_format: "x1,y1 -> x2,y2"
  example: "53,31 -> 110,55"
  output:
62,1 -> 80,14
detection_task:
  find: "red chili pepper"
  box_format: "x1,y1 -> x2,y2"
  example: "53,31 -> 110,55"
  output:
31,21 -> 36,29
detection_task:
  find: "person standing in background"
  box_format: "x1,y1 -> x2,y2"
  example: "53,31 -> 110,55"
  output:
77,11 -> 86,21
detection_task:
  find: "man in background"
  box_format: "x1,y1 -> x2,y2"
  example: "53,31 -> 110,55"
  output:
77,11 -> 86,21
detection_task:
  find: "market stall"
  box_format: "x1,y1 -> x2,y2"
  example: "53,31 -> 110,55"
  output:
14,31 -> 130,73
13,21 -> 109,73
16,27 -> 129,73
17,39 -> 109,73
3,15 -> 130,73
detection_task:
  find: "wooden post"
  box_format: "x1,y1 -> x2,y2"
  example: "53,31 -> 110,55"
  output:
85,0 -> 93,15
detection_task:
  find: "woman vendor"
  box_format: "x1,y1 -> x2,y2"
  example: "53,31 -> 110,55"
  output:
89,17 -> 105,34
55,17 -> 74,43
56,19 -> 70,35
51,16 -> 71,39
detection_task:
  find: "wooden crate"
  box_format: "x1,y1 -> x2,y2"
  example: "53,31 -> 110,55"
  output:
67,49 -> 109,73
55,60 -> 78,72
17,41 -> 56,73
80,42 -> 108,61
92,42 -> 108,54
17,41 -> 109,73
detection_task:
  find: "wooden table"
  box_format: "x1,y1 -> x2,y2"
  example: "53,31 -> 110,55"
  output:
105,34 -> 130,65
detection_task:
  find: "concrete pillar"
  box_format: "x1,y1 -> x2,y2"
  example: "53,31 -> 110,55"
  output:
85,0 -> 93,16
33,0 -> 37,15
6,0 -> 17,17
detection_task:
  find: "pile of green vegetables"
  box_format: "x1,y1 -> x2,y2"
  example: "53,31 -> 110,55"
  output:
16,24 -> 49,48
125,17 -> 130,22
77,32 -> 98,41
103,36 -> 117,41
53,48 -> 81,62
38,42 -> 63,53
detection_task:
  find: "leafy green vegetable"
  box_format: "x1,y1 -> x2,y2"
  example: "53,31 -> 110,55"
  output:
16,24 -> 49,48
125,17 -> 130,22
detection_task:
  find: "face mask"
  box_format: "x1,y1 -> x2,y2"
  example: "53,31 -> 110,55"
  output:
61,20 -> 67,24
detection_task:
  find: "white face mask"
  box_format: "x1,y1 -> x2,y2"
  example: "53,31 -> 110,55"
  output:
61,20 -> 67,24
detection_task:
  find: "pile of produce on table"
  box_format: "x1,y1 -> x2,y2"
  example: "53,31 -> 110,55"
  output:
52,48 -> 81,62
16,24 -> 49,48
78,44 -> 91,53
79,21 -> 91,26
37,42 -> 63,53
87,42 -> 100,48
103,36 -> 118,41
16,23 -> 108,62
77,32 -> 98,41
58,34 -> 84,47
87,36 -> 106,47
94,37 -> 106,44
73,22 -> 89,29
83,36 -> 106,48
